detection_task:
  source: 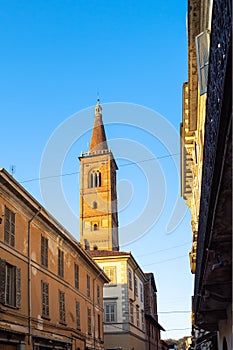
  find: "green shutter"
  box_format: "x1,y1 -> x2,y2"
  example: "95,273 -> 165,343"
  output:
16,267 -> 21,308
0,259 -> 6,304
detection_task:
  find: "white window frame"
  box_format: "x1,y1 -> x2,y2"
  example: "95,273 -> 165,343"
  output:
104,302 -> 117,323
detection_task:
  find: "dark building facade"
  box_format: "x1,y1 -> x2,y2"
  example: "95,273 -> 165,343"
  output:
180,0 -> 232,349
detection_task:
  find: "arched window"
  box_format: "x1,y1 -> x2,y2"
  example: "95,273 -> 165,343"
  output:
92,201 -> 97,209
223,337 -> 228,350
93,223 -> 98,231
89,170 -> 101,188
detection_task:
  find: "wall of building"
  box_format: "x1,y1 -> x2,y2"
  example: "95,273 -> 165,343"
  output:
218,305 -> 232,350
181,0 -> 232,347
0,170 -> 107,350
79,152 -> 119,251
104,332 -> 146,350
92,254 -> 147,349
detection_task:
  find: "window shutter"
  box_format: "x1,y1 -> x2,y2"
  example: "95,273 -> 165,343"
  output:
41,236 -> 48,268
196,30 -> 210,95
0,259 -> 6,304
76,301 -> 80,329
4,207 -> 10,244
75,264 -> 79,289
16,267 -> 21,308
10,212 -> 15,246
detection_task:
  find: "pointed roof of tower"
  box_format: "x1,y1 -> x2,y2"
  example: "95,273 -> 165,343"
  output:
89,99 -> 108,152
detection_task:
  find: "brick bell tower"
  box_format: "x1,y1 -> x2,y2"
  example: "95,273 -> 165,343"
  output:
79,100 -> 119,251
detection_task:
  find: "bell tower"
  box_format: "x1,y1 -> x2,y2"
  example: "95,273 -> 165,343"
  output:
79,100 -> 119,251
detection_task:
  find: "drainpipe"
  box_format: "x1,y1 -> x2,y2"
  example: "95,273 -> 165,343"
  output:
93,277 -> 96,350
28,207 -> 41,345
93,268 -> 106,350
148,321 -> 151,350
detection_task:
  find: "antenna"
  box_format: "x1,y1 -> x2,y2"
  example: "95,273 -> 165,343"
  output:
97,91 -> 100,103
10,165 -> 16,177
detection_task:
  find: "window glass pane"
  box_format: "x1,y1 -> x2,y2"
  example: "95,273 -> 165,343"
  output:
196,30 -> 210,94
104,302 -> 116,323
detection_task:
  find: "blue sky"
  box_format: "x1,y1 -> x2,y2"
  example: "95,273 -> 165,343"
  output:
1,0 -> 193,340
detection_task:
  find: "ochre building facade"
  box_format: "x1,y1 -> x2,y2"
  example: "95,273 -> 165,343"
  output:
0,168 -> 109,350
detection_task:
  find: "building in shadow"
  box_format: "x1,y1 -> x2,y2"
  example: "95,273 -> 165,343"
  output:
180,0 -> 232,349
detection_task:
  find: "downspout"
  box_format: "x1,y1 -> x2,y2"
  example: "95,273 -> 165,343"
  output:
93,269 -> 106,350
28,207 -> 42,345
148,321 -> 151,350
93,277 -> 96,350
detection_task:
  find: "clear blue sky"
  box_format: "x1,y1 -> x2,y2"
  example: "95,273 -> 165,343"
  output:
1,0 -> 193,340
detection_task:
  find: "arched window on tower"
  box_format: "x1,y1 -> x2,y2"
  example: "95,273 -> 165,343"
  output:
93,223 -> 98,231
89,170 -> 101,188
92,201 -> 97,209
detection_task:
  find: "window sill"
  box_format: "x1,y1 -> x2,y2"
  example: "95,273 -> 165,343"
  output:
3,303 -> 19,309
41,264 -> 48,269
105,284 -> 117,287
3,241 -> 15,248
41,315 -> 51,321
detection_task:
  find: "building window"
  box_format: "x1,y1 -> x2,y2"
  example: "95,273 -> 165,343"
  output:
134,276 -> 138,296
74,264 -> 79,289
93,223 -> 98,231
41,236 -> 48,268
141,310 -> 144,331
97,285 -> 100,304
4,206 -> 15,247
103,266 -> 116,284
136,306 -> 140,327
87,307 -> 92,334
140,283 -> 143,302
196,30 -> 210,95
128,269 -> 132,290
92,201 -> 97,209
58,248 -> 64,278
87,275 -> 91,298
59,290 -> 66,324
41,281 -> 49,318
89,170 -> 101,188
0,260 -> 21,308
130,303 -> 134,324
97,314 -> 101,339
6,264 -> 16,306
104,302 -> 117,323
76,300 -> 81,329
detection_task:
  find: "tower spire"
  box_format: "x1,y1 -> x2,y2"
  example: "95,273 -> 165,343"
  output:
79,102 -> 119,251
89,99 -> 108,152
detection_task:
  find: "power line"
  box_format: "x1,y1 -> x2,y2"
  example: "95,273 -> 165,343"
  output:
142,254 -> 187,267
120,152 -> 180,168
19,152 -> 180,184
165,327 -> 191,332
20,171 -> 78,184
137,241 -> 191,257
